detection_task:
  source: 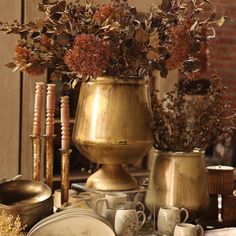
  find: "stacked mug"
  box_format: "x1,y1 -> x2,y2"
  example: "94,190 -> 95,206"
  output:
94,192 -> 146,236
206,165 -> 235,222
157,206 -> 204,236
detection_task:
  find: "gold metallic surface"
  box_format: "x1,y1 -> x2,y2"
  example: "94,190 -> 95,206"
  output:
44,135 -> 56,191
85,165 -> 137,190
0,180 -> 53,228
145,151 -> 209,220
61,149 -> 72,205
31,135 -> 41,181
73,76 -> 154,190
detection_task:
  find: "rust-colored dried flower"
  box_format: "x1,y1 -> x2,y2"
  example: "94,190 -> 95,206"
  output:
93,3 -> 115,24
64,34 -> 111,77
25,63 -> 46,76
40,34 -> 51,48
15,45 -> 46,76
15,46 -> 30,58
93,1 -> 130,25
166,21 -> 192,70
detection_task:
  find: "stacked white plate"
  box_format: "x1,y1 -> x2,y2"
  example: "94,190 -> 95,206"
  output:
27,208 -> 116,236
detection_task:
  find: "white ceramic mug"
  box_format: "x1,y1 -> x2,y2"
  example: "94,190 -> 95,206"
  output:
174,223 -> 204,236
114,209 -> 146,236
158,206 -> 189,236
95,193 -> 128,223
95,193 -> 127,217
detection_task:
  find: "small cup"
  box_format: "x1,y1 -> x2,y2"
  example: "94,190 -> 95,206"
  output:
53,189 -> 77,209
158,206 -> 189,236
95,193 -> 128,218
114,209 -> 146,236
174,223 -> 204,236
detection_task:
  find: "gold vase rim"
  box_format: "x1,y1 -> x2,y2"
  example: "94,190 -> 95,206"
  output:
154,149 -> 204,157
75,140 -> 154,146
87,76 -> 148,84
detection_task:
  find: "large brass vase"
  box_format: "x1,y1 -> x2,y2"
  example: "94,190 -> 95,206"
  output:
145,151 -> 209,220
73,76 -> 154,190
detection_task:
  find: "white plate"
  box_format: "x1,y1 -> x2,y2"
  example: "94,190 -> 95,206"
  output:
29,209 -> 111,235
28,214 -> 115,236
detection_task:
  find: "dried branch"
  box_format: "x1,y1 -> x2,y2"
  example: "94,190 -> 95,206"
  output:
152,74 -> 236,152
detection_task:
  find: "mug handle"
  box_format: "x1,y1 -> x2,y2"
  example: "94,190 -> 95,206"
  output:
95,198 -> 108,212
135,201 -> 145,212
137,211 -> 146,228
196,224 -> 204,236
180,208 -> 189,223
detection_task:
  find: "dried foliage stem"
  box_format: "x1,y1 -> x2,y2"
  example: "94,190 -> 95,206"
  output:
152,75 -> 236,152
0,0 -> 226,87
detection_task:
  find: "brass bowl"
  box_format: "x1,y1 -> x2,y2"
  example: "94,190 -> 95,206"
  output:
0,180 -> 53,229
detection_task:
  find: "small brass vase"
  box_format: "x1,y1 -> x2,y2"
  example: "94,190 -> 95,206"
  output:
73,76 -> 154,190
145,150 -> 209,220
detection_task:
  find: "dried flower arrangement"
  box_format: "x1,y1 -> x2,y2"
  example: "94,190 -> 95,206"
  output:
151,75 -> 236,152
0,0 -> 225,86
0,211 -> 25,236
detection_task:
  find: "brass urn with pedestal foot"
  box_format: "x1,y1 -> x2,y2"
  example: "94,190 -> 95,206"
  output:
73,76 -> 154,191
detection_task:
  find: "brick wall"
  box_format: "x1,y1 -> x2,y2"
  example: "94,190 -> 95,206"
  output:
209,0 -> 236,107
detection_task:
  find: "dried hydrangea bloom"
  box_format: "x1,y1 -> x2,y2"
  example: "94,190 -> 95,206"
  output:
93,0 -> 131,25
64,34 -> 111,77
166,21 -> 192,70
15,45 -> 46,76
93,3 -> 115,24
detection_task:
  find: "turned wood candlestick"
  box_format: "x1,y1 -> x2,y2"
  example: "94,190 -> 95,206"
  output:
31,82 -> 44,181
60,96 -> 71,205
32,82 -> 44,136
45,84 -> 56,190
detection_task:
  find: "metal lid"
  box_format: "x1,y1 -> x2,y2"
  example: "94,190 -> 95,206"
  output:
207,165 -> 234,171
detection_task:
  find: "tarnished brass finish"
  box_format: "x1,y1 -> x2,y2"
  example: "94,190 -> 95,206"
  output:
86,165 -> 137,191
31,135 -> 41,181
61,149 -> 72,204
145,151 -> 209,220
44,135 -> 56,190
73,76 -> 154,190
0,180 -> 53,228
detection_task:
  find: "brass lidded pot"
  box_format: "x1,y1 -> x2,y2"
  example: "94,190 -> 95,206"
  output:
73,76 -> 154,190
145,150 -> 209,220
0,180 -> 53,229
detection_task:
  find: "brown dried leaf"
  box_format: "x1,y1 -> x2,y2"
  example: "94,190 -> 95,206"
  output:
215,16 -> 226,27
135,28 -> 149,43
5,62 -> 16,69
190,21 -> 198,31
160,0 -> 172,11
55,33 -> 70,46
49,1 -> 66,14
147,49 -> 160,60
150,32 -> 159,48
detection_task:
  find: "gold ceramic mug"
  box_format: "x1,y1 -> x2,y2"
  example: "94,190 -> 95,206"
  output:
174,223 -> 204,236
158,207 -> 189,236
